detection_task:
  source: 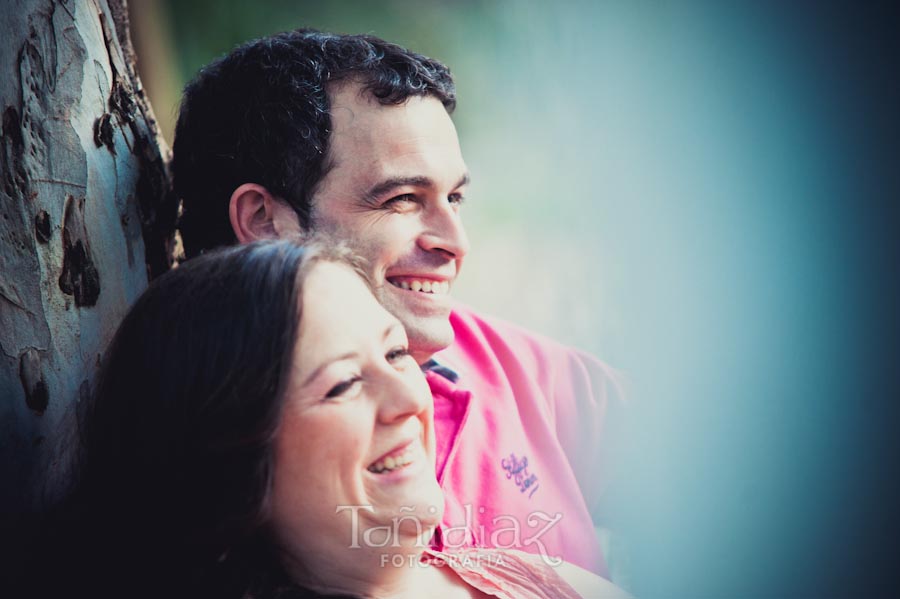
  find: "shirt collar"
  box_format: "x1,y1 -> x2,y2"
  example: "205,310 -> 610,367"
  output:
420,357 -> 460,383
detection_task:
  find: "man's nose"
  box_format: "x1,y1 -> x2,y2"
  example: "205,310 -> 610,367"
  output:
418,202 -> 470,260
376,367 -> 430,425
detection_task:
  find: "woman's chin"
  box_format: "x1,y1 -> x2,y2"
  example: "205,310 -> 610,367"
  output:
359,477 -> 445,546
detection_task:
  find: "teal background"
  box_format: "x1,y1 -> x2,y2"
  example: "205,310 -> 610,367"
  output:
133,1 -> 900,595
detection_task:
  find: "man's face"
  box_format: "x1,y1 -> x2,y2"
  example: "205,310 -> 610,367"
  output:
309,83 -> 470,363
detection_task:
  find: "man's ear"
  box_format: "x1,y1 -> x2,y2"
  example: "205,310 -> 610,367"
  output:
229,183 -> 302,243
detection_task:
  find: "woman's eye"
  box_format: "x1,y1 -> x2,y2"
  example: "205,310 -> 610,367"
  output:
325,376 -> 361,400
386,346 -> 410,363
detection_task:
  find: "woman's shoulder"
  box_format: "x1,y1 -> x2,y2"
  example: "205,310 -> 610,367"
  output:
549,557 -> 633,599
424,547 -> 631,599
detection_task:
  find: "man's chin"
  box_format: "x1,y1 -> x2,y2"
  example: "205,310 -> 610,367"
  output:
376,286 -> 455,360
406,322 -> 455,364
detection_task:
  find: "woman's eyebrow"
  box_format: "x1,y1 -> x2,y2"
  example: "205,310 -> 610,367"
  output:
298,321 -> 403,388
299,350 -> 358,389
383,321 -> 403,341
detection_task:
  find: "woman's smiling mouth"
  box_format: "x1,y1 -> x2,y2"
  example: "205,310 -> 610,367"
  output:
366,439 -> 425,474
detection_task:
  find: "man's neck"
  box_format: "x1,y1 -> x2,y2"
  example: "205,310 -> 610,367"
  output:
413,349 -> 436,366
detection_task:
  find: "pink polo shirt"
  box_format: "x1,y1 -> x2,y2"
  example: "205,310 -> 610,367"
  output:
428,304 -> 626,577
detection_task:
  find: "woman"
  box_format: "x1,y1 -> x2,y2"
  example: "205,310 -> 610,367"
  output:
11,240 -> 628,598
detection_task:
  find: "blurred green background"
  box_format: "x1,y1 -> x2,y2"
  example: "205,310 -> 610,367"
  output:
131,0 -> 631,361
128,1 -> 900,596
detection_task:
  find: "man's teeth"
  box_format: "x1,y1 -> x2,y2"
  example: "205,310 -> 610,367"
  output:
368,448 -> 415,474
390,280 -> 450,295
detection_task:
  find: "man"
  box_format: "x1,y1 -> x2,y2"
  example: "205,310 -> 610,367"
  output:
172,29 -> 623,577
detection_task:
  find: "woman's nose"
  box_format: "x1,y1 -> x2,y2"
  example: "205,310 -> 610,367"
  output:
375,367 -> 429,424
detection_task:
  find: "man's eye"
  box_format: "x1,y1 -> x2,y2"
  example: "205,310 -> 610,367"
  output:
384,194 -> 417,207
325,376 -> 361,400
448,192 -> 465,205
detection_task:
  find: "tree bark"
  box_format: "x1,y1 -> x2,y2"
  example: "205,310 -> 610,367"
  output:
0,0 -> 175,513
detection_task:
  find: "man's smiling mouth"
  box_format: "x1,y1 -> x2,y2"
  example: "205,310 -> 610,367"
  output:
387,278 -> 450,295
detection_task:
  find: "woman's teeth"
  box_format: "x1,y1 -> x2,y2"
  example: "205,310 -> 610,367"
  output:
368,448 -> 415,474
390,279 -> 450,295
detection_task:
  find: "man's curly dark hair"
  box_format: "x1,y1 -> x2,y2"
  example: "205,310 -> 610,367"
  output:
172,29 -> 457,259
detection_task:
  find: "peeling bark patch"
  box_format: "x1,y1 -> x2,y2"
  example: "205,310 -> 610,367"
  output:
34,210 -> 51,243
59,237 -> 100,306
59,195 -> 100,306
109,79 -> 136,126
2,106 -> 27,200
19,348 -> 49,414
97,10 -> 177,278
93,113 -> 114,152
26,5 -> 59,94
2,106 -> 24,148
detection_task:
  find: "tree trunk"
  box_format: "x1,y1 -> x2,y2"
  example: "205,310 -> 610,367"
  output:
0,0 -> 175,513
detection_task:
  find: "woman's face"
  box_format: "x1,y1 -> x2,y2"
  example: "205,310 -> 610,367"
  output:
270,261 -> 443,568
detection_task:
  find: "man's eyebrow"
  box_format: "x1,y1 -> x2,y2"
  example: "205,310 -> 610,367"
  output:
363,173 -> 471,205
363,176 -> 433,205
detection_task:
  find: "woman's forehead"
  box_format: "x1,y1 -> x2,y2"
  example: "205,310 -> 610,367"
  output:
296,262 -> 400,358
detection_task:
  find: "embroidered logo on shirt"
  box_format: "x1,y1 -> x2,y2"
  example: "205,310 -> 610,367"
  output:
501,453 -> 540,499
